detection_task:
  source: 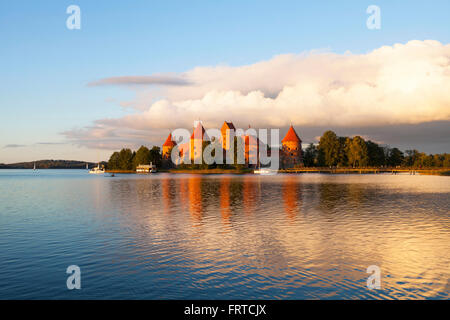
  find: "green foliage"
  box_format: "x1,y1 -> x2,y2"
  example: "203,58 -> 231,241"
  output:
107,146 -> 161,170
108,152 -> 120,169
337,137 -> 349,167
303,132 -> 425,168
366,140 -> 385,167
318,130 -> 339,167
387,148 -> 404,167
133,146 -> 151,168
401,151 -> 450,168
119,148 -> 134,170
0,160 -> 99,169
403,150 -> 420,167
346,136 -> 369,168
303,143 -> 318,167
149,146 -> 162,167
443,154 -> 450,167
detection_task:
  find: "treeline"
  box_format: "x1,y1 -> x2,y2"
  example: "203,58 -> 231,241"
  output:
107,146 -> 162,170
303,130 -> 450,168
0,160 -> 97,169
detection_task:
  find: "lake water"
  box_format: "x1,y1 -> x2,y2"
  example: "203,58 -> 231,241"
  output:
0,169 -> 448,299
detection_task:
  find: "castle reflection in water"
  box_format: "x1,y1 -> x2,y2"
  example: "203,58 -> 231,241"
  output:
103,173 -> 449,299
133,174 -> 304,222
0,170 -> 448,299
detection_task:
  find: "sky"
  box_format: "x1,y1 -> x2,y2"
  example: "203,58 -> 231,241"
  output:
1,0 -> 449,163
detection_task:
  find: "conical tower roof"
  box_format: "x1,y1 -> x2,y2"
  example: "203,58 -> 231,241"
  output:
163,133 -> 176,147
221,121 -> 236,131
281,125 -> 302,143
191,122 -> 209,140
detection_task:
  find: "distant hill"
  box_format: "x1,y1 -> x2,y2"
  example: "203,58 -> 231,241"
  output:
0,160 -> 106,169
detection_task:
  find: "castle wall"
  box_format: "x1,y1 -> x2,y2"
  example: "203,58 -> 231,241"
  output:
281,141 -> 303,169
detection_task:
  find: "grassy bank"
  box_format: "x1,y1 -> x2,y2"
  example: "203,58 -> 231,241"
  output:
105,170 -> 135,174
169,168 -> 253,174
418,169 -> 450,176
105,168 -> 253,174
106,168 -> 450,175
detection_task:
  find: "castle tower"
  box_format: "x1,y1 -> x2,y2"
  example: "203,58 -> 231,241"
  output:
220,121 -> 236,150
281,125 -> 303,168
190,122 -> 209,163
162,133 -> 176,159
244,134 -> 259,167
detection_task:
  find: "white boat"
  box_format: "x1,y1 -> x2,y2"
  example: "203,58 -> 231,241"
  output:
253,162 -> 275,175
136,163 -> 157,174
89,164 -> 105,174
254,168 -> 272,175
33,162 -> 36,170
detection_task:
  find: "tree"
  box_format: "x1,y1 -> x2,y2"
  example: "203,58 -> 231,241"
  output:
133,146 -> 151,168
443,154 -> 450,167
118,148 -> 134,170
366,140 -> 385,167
433,154 -> 443,167
422,154 -> 434,167
108,151 -> 120,170
318,130 -> 339,167
149,146 -> 162,168
404,150 -> 419,167
337,136 -> 348,167
346,136 -> 368,167
303,143 -> 318,167
412,152 -> 427,168
387,148 -> 404,167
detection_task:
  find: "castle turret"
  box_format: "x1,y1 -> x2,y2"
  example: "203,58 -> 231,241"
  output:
220,121 -> 236,150
281,125 -> 303,168
190,122 -> 209,163
162,133 -> 176,159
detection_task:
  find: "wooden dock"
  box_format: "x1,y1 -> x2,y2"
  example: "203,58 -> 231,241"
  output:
278,168 -> 450,175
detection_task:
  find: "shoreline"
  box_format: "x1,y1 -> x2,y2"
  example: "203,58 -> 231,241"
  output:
1,168 -> 448,176
104,168 -> 450,176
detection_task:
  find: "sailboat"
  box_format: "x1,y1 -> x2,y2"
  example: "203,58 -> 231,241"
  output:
33,162 -> 36,170
86,163 -> 89,170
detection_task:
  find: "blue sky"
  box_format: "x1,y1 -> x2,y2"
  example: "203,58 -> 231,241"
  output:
1,0 -> 449,163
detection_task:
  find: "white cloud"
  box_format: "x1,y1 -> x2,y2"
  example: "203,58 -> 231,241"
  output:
66,40 -> 450,149
88,75 -> 191,87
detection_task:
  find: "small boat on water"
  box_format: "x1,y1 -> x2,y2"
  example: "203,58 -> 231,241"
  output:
136,163 -> 157,174
254,168 -> 272,175
253,163 -> 275,175
33,162 -> 36,170
89,164 -> 105,174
